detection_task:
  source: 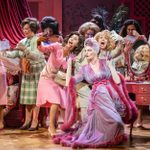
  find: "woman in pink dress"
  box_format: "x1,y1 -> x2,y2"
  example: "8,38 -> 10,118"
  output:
0,61 -> 7,129
36,31 -> 84,136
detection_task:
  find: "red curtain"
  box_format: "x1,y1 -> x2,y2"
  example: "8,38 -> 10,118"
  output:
0,0 -> 32,48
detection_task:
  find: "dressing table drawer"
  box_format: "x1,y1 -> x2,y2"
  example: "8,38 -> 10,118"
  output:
136,94 -> 150,105
126,82 -> 150,105
137,85 -> 150,94
126,83 -> 150,94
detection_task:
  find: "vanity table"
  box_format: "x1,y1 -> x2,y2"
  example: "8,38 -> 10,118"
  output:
126,81 -> 150,105
124,39 -> 150,105
122,39 -> 150,138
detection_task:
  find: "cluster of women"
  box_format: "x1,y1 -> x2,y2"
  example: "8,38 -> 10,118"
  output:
0,15 -> 148,148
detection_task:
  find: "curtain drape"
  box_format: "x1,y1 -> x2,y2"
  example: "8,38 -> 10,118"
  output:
0,0 -> 32,48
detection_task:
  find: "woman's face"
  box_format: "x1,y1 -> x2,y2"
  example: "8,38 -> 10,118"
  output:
84,29 -> 95,39
22,24 -> 34,38
127,24 -> 136,36
85,46 -> 97,62
43,27 -> 53,36
97,35 -> 108,50
137,45 -> 150,61
66,34 -> 79,51
134,51 -> 142,61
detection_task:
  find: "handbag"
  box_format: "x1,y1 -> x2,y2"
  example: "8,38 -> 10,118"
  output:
54,71 -> 66,86
20,57 -> 30,73
54,58 -> 72,87
76,81 -> 89,91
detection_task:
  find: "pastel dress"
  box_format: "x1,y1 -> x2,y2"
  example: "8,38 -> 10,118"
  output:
132,60 -> 149,73
74,48 -> 91,119
0,61 -> 7,105
36,43 -> 67,108
5,35 -> 45,105
53,59 -> 137,148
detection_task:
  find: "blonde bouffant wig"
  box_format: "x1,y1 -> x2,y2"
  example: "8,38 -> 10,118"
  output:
94,30 -> 116,51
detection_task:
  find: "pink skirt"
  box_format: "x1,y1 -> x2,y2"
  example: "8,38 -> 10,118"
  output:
36,77 -> 66,108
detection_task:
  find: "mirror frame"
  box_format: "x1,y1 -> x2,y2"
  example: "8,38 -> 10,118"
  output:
126,39 -> 150,81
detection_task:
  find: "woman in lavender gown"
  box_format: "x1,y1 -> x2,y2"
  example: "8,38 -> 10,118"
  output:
53,38 -> 138,148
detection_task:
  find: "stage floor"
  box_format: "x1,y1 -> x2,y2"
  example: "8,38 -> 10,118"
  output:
0,116 -> 150,150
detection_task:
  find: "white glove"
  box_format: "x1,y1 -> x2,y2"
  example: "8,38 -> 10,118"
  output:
110,30 -> 124,42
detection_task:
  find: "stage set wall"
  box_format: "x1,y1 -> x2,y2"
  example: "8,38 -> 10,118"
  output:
27,0 -> 150,38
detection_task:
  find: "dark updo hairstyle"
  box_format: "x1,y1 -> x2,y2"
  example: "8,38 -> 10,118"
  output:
62,31 -> 84,56
21,17 -> 39,34
132,39 -> 147,50
91,14 -> 106,31
119,19 -> 143,37
40,16 -> 59,35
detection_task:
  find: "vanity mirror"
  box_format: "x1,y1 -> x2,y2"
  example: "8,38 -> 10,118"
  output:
126,39 -> 150,81
125,39 -> 150,126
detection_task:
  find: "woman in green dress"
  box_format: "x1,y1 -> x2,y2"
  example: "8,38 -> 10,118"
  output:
2,17 -> 45,131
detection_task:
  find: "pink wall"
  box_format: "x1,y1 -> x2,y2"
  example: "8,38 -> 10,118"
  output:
27,0 -> 149,37
27,0 -> 124,35
27,0 -> 62,31
62,0 -> 125,36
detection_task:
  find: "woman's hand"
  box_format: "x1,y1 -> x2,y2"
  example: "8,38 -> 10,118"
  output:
116,41 -> 124,50
106,59 -> 112,67
107,59 -> 121,84
137,35 -> 147,41
123,40 -> 132,53
132,30 -> 140,37
133,30 -> 147,41
16,43 -> 27,51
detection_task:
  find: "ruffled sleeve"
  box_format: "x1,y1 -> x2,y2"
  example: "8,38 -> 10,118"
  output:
60,67 -> 85,131
38,42 -> 60,54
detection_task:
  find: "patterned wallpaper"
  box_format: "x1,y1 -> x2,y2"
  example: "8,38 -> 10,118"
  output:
62,0 -> 125,36
130,0 -> 150,37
